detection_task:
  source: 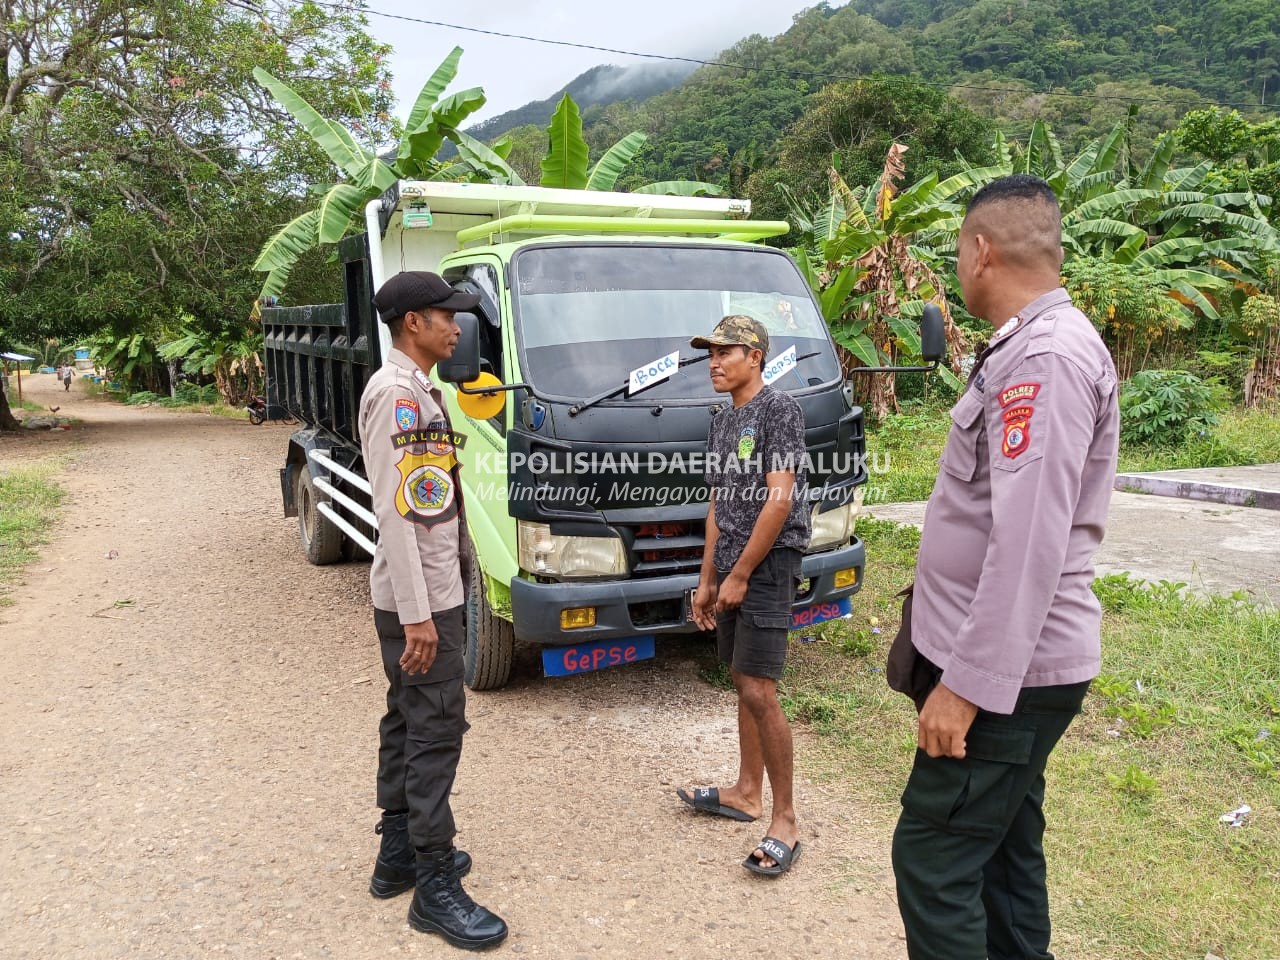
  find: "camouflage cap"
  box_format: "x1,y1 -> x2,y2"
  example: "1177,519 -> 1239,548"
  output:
689,314 -> 769,355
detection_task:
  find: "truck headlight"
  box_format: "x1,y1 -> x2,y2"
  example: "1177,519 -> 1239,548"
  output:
806,488 -> 864,554
518,520 -> 628,579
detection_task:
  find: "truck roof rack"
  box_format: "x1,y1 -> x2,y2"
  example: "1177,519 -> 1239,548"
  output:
454,215 -> 789,246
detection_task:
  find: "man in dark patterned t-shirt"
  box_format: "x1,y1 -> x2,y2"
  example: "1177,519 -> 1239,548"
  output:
675,314 -> 811,877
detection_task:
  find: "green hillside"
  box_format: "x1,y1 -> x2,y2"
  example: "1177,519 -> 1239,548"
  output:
529,0 -> 1280,208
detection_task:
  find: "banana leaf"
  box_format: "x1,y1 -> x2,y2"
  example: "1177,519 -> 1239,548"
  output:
1131,237 -> 1210,269
317,183 -> 371,244
586,132 -> 648,191
451,130 -> 523,185
1137,135 -> 1176,190
887,313 -> 923,357
1164,161 -> 1214,192
540,94 -> 590,190
831,327 -> 881,368
491,135 -> 514,160
928,164 -> 1009,204
819,263 -> 865,323
355,155 -> 398,193
1069,217 -> 1147,242
253,209 -> 320,273
1063,188 -> 1161,223
253,68 -> 369,180
400,46 -> 464,159
630,181 -> 723,196
401,88 -> 487,174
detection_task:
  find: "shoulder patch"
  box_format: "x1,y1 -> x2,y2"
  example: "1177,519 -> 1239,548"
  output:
394,397 -> 419,431
999,382 -> 1040,407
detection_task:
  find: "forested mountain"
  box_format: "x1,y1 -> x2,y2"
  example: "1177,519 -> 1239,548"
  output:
849,0 -> 1280,105
464,61 -> 695,145
488,0 -> 1279,214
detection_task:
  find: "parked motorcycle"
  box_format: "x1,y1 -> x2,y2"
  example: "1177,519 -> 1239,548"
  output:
246,396 -> 297,425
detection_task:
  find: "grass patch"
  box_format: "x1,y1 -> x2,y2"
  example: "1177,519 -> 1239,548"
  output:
775,527 -> 1280,958
864,404 -> 951,504
85,381 -> 249,420
1119,404 -> 1280,472
0,457 -> 68,604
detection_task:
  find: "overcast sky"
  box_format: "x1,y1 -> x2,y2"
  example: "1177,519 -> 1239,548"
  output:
363,0 -> 828,125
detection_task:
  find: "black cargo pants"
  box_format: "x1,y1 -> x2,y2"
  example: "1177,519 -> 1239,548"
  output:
891,680 -> 1091,960
373,605 -> 469,852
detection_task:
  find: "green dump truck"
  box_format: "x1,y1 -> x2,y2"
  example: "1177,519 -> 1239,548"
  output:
264,182 -> 942,690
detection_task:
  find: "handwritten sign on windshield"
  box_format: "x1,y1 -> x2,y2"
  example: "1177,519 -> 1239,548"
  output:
628,350 -> 680,395
762,345 -> 797,385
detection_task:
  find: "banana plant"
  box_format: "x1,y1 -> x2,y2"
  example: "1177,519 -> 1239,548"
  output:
252,46 -> 493,299
469,93 -> 720,196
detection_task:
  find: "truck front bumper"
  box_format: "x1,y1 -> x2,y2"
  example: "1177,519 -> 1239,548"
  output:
509,538 -> 865,646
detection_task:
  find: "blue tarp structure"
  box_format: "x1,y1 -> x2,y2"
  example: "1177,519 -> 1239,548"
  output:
1,351 -> 36,403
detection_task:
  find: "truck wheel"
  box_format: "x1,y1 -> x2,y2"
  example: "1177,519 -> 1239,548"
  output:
464,557 -> 514,691
296,469 -> 343,565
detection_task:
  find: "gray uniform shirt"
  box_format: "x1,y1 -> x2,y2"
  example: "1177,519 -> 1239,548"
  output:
705,384 -> 810,572
911,288 -> 1119,714
358,348 -> 464,624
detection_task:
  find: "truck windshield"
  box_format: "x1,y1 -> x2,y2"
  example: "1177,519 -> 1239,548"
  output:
512,244 -> 842,402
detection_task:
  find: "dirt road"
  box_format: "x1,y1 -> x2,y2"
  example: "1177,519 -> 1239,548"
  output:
0,373 -> 905,960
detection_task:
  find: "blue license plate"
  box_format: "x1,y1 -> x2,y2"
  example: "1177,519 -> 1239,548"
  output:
790,596 -> 852,630
543,635 -> 657,677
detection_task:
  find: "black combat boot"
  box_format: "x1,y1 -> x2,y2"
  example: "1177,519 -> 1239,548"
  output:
370,812 -> 471,898
408,848 -> 508,950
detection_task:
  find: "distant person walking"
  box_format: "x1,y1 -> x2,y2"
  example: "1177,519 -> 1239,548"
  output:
62,365 -> 73,392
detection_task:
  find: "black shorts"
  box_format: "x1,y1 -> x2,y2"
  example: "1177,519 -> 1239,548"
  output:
715,547 -> 802,680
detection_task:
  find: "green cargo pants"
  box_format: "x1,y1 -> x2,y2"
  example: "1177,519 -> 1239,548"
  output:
891,680 -> 1091,960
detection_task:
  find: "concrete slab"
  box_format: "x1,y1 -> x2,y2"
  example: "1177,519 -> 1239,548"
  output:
865,492 -> 1280,606
1114,463 -> 1280,511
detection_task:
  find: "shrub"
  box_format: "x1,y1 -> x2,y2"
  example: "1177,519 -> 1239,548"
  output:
1118,370 -> 1227,446
124,391 -> 161,405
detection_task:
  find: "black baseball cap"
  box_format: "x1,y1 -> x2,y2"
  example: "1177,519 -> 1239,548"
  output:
373,271 -> 480,323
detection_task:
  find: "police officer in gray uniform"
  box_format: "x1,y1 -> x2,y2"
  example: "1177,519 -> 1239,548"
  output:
358,271 -> 507,951
887,176 -> 1120,959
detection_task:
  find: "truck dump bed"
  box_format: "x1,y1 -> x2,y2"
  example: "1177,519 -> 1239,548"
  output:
262,234 -> 378,449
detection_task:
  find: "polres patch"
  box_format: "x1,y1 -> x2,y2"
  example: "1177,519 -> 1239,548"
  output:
737,425 -> 757,460
999,382 -> 1040,407
394,398 -> 419,431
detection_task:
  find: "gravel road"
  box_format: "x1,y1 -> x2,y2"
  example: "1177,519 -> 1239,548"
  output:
0,373 -> 906,960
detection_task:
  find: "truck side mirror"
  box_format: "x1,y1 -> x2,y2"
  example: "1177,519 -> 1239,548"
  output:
920,303 -> 946,363
438,311 -> 481,384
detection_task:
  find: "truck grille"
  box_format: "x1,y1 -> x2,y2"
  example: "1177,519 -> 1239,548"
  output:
626,521 -> 705,577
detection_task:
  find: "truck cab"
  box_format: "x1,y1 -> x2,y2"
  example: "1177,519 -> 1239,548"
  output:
266,182 -> 873,690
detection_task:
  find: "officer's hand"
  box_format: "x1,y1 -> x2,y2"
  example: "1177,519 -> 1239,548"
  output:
693,580 -> 718,631
401,619 -> 439,676
715,572 -> 748,613
917,683 -> 979,759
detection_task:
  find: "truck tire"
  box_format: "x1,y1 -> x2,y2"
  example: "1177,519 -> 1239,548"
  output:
296,468 -> 343,565
464,557 -> 514,691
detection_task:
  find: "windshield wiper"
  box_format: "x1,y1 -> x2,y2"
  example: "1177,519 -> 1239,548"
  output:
567,351 -> 821,417
569,355 -> 709,417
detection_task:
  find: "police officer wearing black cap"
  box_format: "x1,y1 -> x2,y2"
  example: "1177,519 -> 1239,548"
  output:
357,270 -> 507,950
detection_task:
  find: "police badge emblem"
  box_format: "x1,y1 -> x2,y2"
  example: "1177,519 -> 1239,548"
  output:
1002,406 -> 1033,458
395,398 -> 419,431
